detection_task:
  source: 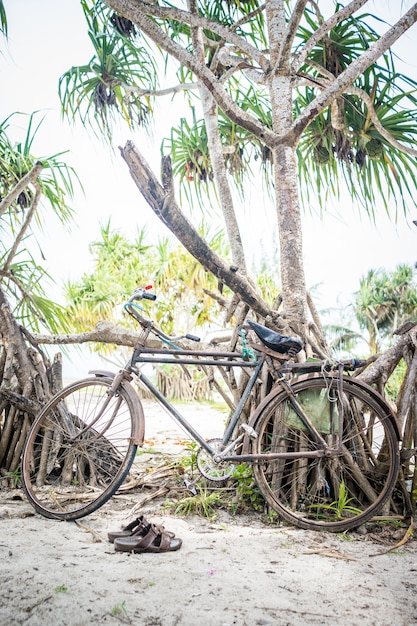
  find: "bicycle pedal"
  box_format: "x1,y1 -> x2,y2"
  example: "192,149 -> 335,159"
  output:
184,478 -> 198,495
240,424 -> 258,439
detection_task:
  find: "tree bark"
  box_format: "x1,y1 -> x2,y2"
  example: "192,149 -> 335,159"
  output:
272,144 -> 307,332
265,1 -> 308,330
0,286 -> 59,475
188,0 -> 248,273
200,87 -> 247,274
119,141 -> 284,324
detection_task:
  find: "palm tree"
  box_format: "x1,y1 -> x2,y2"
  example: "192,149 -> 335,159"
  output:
65,221 -> 150,330
57,5 -> 417,509
354,264 -> 417,353
0,113 -> 80,477
0,112 -> 79,332
58,1 -> 417,349
65,220 -> 230,335
59,0 -> 157,140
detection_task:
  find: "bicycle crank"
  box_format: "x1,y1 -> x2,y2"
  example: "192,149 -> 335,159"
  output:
196,439 -> 236,482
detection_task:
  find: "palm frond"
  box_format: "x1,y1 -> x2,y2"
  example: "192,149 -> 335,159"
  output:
0,113 -> 79,224
59,0 -> 157,140
0,0 -> 7,37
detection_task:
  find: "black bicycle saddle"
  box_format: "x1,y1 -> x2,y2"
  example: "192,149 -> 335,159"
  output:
247,320 -> 303,355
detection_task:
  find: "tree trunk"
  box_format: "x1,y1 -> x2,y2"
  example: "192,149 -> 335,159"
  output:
188,0 -> 247,274
200,85 -> 247,274
272,144 -> 308,334
264,0 -> 308,332
0,286 -> 61,481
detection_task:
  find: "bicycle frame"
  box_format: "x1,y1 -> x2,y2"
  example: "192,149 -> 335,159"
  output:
123,340 -> 338,464
129,345 -> 264,456
114,298 -> 392,465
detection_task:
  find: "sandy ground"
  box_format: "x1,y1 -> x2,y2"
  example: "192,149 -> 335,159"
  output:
1,401 -> 416,626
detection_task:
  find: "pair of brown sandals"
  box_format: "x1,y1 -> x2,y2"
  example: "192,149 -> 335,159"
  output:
108,515 -> 182,553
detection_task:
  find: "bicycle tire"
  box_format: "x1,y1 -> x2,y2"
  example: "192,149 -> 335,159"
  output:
22,376 -> 144,521
250,375 -> 399,532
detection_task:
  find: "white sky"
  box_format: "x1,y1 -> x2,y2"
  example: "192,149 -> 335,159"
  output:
1,0 -> 416,325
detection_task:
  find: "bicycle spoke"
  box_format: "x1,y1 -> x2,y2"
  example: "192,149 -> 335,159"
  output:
252,377 -> 399,531
22,378 -> 139,520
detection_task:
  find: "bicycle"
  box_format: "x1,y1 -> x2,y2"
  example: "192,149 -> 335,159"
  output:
21,286 -> 401,532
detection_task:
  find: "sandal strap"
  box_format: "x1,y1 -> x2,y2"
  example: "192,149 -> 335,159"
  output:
130,525 -> 160,551
135,519 -> 174,539
156,530 -> 172,551
123,516 -> 145,532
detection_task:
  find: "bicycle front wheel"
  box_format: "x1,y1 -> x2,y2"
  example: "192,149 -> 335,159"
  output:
251,376 -> 399,532
22,377 -> 142,521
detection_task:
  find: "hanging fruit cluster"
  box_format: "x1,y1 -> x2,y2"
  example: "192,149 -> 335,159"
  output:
314,134 -> 384,168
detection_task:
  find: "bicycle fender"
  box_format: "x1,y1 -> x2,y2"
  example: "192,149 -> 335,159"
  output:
89,369 -> 116,378
89,370 -> 145,446
121,378 -> 145,447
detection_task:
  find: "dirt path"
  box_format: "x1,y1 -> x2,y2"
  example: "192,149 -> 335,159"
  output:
1,401 -> 416,626
0,493 -> 416,626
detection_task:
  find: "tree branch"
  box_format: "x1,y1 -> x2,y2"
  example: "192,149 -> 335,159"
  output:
293,0 -> 370,71
104,0 -> 278,147
298,59 -> 335,82
231,3 -> 266,33
290,3 -> 417,143
119,81 -> 199,98
0,387 -> 39,414
295,73 -> 417,157
358,331 -> 415,387
346,85 -> 417,157
188,0 -> 249,272
0,161 -> 43,219
3,182 -> 42,272
0,269 -> 49,327
119,141 -> 281,322
106,0 -> 268,68
274,0 -> 308,73
31,320 -> 141,347
396,344 -> 417,432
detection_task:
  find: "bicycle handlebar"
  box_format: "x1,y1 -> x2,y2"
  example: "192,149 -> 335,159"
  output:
343,358 -> 367,371
125,286 -> 200,343
129,285 -> 157,302
185,333 -> 201,342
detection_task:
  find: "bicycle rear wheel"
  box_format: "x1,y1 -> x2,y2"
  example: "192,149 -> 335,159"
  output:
251,376 -> 399,532
22,377 -> 142,520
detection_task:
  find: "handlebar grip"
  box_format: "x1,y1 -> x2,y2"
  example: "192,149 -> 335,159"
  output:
185,334 -> 200,342
130,286 -> 157,302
